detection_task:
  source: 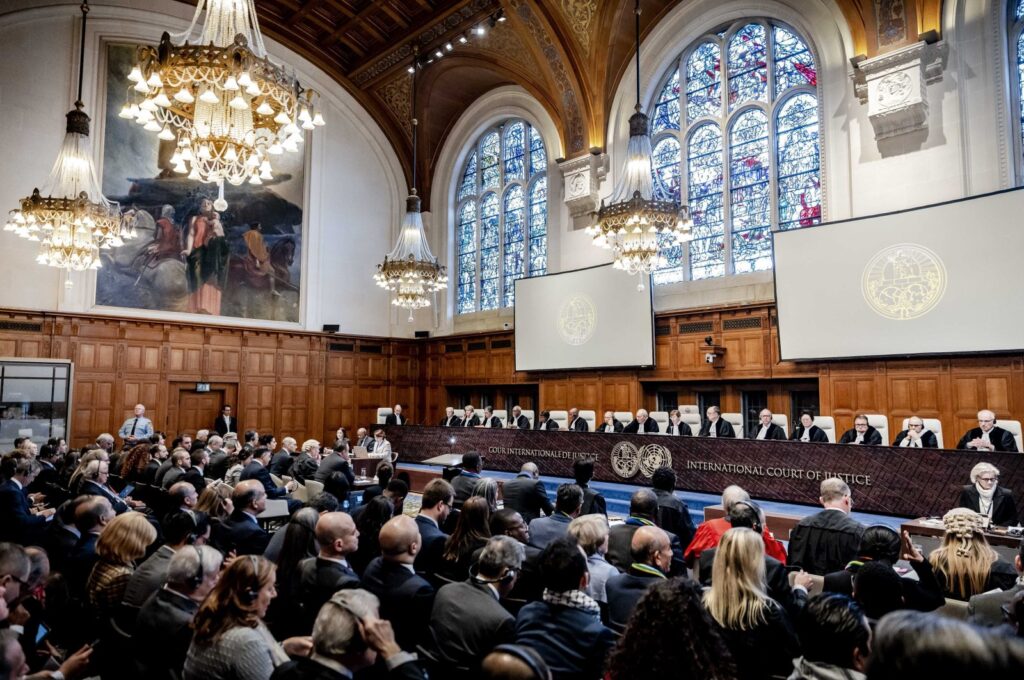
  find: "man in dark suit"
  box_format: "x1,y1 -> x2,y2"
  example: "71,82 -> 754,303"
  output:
623,409 -> 659,434
289,442 -> 320,483
0,458 -> 53,545
460,405 -> 481,428
750,409 -> 788,441
598,411 -> 624,433
315,444 -> 354,485
481,406 -> 503,428
533,410 -> 559,430
502,463 -> 554,524
451,452 -> 484,509
572,458 -> 606,516
211,480 -> 271,555
45,497 -> 88,573
839,415 -> 883,445
651,466 -> 695,549
241,446 -> 301,513
294,512 -> 360,632
507,405 -> 530,430
205,436 -> 229,480
566,408 -> 588,432
384,404 -> 406,426
605,526 -> 671,631
515,537 -> 616,680
27,444 -> 61,497
212,404 -> 237,436
414,479 -> 452,576
970,538 -> 1024,627
439,407 -> 462,427
66,496 -> 115,596
698,406 -> 735,438
428,535 -> 523,669
892,416 -> 939,448
957,462 -> 1019,526
181,449 -> 209,494
123,511 -> 198,609
271,589 -> 427,680
134,545 -> 221,677
788,478 -> 866,575
698,501 -> 812,617
957,409 -> 1020,452
360,515 -> 435,651
528,484 -> 581,550
607,489 -> 686,577
491,509 -> 543,602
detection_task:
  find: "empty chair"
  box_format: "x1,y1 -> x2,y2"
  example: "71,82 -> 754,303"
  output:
614,411 -> 634,425
549,410 -> 570,429
813,416 -> 837,443
680,411 -> 702,433
579,409 -> 597,431
679,404 -> 699,414
377,407 -> 393,425
492,409 -> 507,424
900,417 -> 944,448
722,413 -> 744,439
649,411 -> 670,433
771,413 -> 790,437
1000,420 -> 1024,451
521,409 -> 535,429
864,414 -> 889,444
304,479 -> 325,498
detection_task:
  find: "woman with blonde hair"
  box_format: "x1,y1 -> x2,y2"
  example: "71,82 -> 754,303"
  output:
568,514 -> 618,603
87,512 -> 157,615
68,448 -> 109,493
957,462 -> 1020,527
197,483 -> 234,523
184,556 -> 311,680
928,507 -> 1016,600
703,527 -> 799,679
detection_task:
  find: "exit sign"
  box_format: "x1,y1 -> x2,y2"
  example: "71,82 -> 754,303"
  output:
196,383 -> 211,392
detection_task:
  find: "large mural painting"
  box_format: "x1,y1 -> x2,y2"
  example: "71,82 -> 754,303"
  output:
97,43 -> 304,322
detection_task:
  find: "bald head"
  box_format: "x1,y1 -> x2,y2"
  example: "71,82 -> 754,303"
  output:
379,515 -> 420,563
317,512 -> 358,558
482,648 -> 550,680
630,525 -> 670,568
520,462 -> 539,478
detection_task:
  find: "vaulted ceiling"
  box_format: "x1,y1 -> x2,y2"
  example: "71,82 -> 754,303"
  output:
209,0 -> 945,208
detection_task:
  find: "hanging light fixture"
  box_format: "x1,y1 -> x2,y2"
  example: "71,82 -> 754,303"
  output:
3,0 -> 131,284
374,53 -> 448,321
124,0 -> 324,209
585,0 -> 692,290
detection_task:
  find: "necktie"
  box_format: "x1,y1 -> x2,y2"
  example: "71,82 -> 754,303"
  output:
130,418 -> 138,435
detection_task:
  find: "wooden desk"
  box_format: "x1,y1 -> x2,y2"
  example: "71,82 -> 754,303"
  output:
704,504 -> 804,541
901,518 -> 1022,550
420,453 -> 464,467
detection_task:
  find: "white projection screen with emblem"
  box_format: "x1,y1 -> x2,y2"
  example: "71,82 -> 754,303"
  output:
514,264 -> 655,371
774,188 -> 1024,361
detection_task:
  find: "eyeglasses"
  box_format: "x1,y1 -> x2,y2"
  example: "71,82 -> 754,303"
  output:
909,423 -> 924,428
978,476 -> 999,483
979,419 -> 995,423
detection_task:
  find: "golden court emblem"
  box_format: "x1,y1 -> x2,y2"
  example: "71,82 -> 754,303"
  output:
861,243 -> 947,320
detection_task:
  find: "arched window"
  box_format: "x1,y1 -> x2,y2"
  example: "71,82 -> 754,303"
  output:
649,20 -> 821,284
456,120 -> 547,313
1011,0 -> 1024,177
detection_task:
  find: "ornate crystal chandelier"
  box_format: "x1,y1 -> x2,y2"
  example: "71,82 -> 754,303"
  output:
374,56 -> 447,320
122,0 -> 324,208
3,1 -> 131,283
585,0 -> 691,290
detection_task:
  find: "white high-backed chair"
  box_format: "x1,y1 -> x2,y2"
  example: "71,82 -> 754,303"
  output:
521,409 -> 535,429
614,411 -> 634,426
376,407 -> 392,425
680,405 -> 699,414
681,411 -> 702,433
814,416 -> 837,443
771,413 -> 790,437
492,409 -> 507,425
549,410 -> 569,429
579,410 -> 597,431
722,413 -> 744,439
900,418 -> 944,448
865,415 -> 889,444
1000,420 -> 1023,451
650,411 -> 670,433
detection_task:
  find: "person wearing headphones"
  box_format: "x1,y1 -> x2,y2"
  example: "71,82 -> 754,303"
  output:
134,545 -> 223,677
271,589 -> 427,680
185,555 -> 312,680
427,536 -> 525,670
957,409 -> 1020,452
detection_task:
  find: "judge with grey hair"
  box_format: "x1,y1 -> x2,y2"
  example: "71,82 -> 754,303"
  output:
270,589 -> 426,680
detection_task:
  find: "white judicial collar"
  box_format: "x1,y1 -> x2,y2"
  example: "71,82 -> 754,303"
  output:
757,424 -> 769,440
801,428 -> 810,441
709,422 -> 717,438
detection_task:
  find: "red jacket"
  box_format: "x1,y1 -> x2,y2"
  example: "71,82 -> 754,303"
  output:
683,517 -> 787,565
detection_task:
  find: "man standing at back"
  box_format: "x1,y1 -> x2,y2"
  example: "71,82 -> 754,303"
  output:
788,478 -> 866,575
502,463 -> 554,524
118,403 -> 154,449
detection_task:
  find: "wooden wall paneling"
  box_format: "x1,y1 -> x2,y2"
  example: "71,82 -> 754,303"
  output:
275,383 -> 309,441
71,378 -> 114,442
884,359 -> 950,440
323,383 -> 358,434
243,382 -> 277,434
824,363 -> 888,433
949,358 -> 1020,438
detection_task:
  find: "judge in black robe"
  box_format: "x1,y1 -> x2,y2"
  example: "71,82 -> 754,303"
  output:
534,411 -> 559,430
698,408 -> 735,438
791,414 -> 830,443
839,422 -> 883,445
598,413 -> 624,433
623,410 -> 659,434
892,428 -> 939,448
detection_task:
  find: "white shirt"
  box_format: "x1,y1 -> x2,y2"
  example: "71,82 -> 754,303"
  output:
602,423 -> 615,433
464,415 -> 474,427
756,424 -> 770,440
800,427 -> 811,442
854,433 -> 864,444
901,430 -> 923,448
369,438 -> 392,459
636,421 -> 646,435
708,421 -> 717,438
981,429 -> 992,446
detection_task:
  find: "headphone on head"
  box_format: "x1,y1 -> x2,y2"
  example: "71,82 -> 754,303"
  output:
186,545 -> 204,589
469,564 -> 519,585
243,555 -> 261,603
730,499 -> 763,529
491,644 -> 551,680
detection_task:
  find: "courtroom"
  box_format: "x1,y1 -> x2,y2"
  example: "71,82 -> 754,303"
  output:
2,0 -> 1024,679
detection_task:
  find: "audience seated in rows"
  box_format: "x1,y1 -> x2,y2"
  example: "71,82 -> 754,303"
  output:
606,489 -> 686,577
928,507 -> 1016,601
685,485 -> 788,566
528,484 -> 581,550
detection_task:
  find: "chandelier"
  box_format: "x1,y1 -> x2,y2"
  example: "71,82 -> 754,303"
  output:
122,0 -> 324,208
374,55 -> 447,320
585,0 -> 691,290
3,1 -> 131,283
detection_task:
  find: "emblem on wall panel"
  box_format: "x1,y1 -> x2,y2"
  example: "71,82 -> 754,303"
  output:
610,441 -> 640,478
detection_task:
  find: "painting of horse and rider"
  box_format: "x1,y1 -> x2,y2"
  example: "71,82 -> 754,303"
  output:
96,43 -> 303,323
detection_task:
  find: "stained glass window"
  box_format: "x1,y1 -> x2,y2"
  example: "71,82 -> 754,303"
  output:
649,19 -> 821,283
1018,0 -> 1024,20
456,119 -> 548,313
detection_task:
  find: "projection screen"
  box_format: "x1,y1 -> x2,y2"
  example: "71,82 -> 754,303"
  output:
515,265 -> 654,371
774,188 -> 1024,361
